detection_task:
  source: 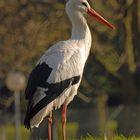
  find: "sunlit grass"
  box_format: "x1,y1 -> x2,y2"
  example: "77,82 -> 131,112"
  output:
4,125 -> 30,140
78,134 -> 140,140
58,122 -> 79,139
1,125 -> 140,140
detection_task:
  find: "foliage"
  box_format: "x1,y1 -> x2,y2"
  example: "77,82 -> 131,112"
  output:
0,0 -> 140,104
79,0 -> 140,106
0,0 -> 68,80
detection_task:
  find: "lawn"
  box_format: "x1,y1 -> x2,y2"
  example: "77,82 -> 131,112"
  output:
79,134 -> 140,140
1,125 -> 140,140
0,125 -> 30,140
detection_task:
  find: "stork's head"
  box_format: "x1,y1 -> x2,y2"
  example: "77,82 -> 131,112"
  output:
66,0 -> 115,29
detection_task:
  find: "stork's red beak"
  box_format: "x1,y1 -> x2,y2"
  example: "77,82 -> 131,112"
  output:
87,8 -> 115,29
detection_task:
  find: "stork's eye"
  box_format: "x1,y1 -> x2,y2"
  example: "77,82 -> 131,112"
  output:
82,2 -> 88,7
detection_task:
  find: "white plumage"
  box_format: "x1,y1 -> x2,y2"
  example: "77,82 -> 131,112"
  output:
24,0 -> 115,139
30,37 -> 91,128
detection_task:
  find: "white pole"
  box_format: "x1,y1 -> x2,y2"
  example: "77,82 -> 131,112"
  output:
14,92 -> 21,140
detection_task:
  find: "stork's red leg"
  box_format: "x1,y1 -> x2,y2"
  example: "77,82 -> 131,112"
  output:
47,112 -> 52,140
62,103 -> 67,140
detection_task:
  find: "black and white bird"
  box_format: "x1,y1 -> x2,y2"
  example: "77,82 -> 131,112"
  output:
24,0 -> 115,140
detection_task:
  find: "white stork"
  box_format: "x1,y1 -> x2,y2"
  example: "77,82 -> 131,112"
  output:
24,0 -> 115,139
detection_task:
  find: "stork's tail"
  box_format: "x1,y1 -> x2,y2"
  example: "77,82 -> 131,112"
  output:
24,101 -> 54,129
24,102 -> 32,129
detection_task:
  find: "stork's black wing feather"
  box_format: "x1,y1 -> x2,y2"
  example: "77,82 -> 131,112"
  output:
25,62 -> 52,100
27,75 -> 80,120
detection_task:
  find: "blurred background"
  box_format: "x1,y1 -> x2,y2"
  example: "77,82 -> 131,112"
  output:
0,0 -> 140,139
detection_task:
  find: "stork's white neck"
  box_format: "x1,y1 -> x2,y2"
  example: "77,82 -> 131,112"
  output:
70,12 -> 90,40
67,9 -> 92,57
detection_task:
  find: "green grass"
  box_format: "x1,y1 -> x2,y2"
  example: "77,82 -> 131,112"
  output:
1,125 -> 140,140
0,125 -> 30,140
58,122 -> 79,139
79,134 -> 140,140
